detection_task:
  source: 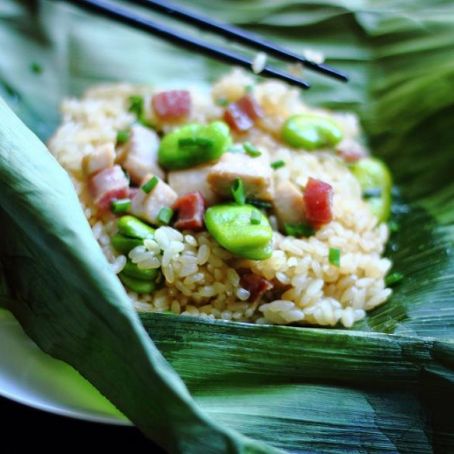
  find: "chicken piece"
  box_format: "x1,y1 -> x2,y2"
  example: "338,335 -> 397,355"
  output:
207,152 -> 274,201
273,180 -> 305,227
130,177 -> 178,225
168,164 -> 219,205
117,125 -> 164,185
88,165 -> 129,211
82,143 -> 115,176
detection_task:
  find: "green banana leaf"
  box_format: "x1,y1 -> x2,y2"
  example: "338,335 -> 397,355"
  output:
1,0 -> 454,452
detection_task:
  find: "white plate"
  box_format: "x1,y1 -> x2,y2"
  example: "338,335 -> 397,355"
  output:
0,308 -> 129,425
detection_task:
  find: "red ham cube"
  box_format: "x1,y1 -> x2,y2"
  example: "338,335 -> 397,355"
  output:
152,90 -> 191,121
223,95 -> 263,132
304,178 -> 334,228
88,165 -> 129,211
240,272 -> 273,302
173,191 -> 206,231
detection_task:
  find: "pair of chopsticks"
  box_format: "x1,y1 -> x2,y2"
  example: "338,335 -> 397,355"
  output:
57,0 -> 348,89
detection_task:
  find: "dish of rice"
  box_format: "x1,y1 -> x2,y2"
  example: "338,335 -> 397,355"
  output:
48,69 -> 393,328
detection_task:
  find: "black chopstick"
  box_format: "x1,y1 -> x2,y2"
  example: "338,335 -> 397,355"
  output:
130,0 -> 348,82
59,0 -> 310,89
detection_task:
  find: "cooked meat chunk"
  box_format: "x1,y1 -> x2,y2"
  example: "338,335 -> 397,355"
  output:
88,165 -> 129,211
152,90 -> 191,121
207,152 -> 274,201
304,178 -> 334,227
223,95 -> 263,132
130,177 -> 177,225
82,143 -> 115,176
240,272 -> 273,302
273,180 -> 305,227
173,192 -> 206,231
117,125 -> 164,184
168,164 -> 219,205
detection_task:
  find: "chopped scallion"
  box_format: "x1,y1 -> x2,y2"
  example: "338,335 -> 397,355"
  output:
228,144 -> 245,154
385,271 -> 404,286
216,98 -> 229,107
246,198 -> 272,210
284,223 -> 315,238
128,95 -> 144,118
158,207 -> 174,225
329,247 -> 341,267
142,176 -> 159,193
231,178 -> 246,205
363,188 -> 382,199
388,219 -> 400,233
250,210 -> 261,225
30,62 -> 43,74
111,198 -> 131,214
271,160 -> 285,170
243,142 -> 262,157
116,129 -> 130,145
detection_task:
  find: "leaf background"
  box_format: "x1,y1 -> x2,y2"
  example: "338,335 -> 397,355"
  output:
0,0 -> 454,452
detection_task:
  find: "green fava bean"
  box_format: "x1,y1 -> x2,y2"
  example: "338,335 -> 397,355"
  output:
282,114 -> 343,150
117,215 -> 155,240
158,121 -> 232,170
350,157 -> 392,222
204,204 -> 273,260
119,272 -> 157,294
122,260 -> 160,281
111,234 -> 143,254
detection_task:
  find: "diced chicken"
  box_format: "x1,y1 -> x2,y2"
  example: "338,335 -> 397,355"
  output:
273,181 -> 305,227
240,272 -> 273,302
168,164 -> 219,205
173,192 -> 206,231
88,165 -> 129,211
130,177 -> 178,225
304,178 -> 334,227
207,152 -> 274,201
82,143 -> 115,176
152,90 -> 191,121
223,95 -> 263,132
117,125 -> 164,185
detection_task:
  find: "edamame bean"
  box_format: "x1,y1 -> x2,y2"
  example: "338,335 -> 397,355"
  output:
282,114 -> 343,150
158,121 -> 232,170
122,260 -> 160,281
204,204 -> 273,260
117,215 -> 155,240
111,234 -> 143,254
350,157 -> 392,222
118,272 -> 157,294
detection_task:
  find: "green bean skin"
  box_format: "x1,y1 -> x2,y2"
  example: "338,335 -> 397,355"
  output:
282,114 -> 343,150
117,215 -> 155,240
204,204 -> 273,260
350,157 -> 392,222
158,121 -> 232,170
118,272 -> 157,294
122,260 -> 160,280
111,234 -> 143,254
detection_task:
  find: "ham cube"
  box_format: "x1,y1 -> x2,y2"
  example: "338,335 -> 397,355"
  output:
304,178 -> 334,227
240,272 -> 273,302
223,95 -> 263,132
88,165 -> 129,211
152,90 -> 191,121
173,192 -> 206,231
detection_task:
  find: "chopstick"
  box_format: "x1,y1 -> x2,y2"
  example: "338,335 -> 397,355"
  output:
58,0 -> 348,88
130,0 -> 348,83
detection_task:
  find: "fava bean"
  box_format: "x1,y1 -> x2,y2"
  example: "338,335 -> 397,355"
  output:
204,204 -> 273,260
118,272 -> 157,294
111,234 -> 143,254
122,260 -> 160,281
282,114 -> 343,150
117,215 -> 155,240
350,157 -> 392,222
158,121 -> 232,170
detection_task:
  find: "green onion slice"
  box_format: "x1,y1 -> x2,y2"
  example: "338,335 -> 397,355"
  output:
243,142 -> 262,158
329,247 -> 341,267
142,176 -> 159,194
250,210 -> 262,225
271,160 -> 285,170
157,207 -> 174,225
111,198 -> 131,214
385,271 -> 404,286
231,178 -> 246,205
116,130 -> 130,145
245,198 -> 272,210
284,223 -> 315,237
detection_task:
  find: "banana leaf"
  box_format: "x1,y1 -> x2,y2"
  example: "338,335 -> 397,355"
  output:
1,0 -> 454,452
